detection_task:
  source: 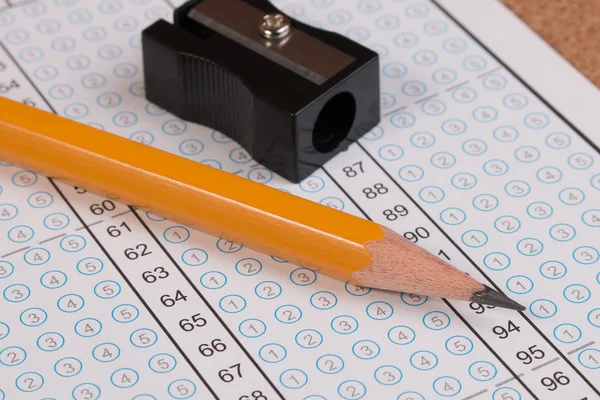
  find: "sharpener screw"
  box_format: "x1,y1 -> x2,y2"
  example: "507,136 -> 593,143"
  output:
259,13 -> 291,39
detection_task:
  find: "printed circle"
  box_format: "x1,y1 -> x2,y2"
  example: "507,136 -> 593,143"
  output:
280,369 -> 308,389
168,379 -> 196,399
295,329 -> 322,348
452,87 -> 477,103
423,311 -> 451,330
353,340 -> 380,360
300,176 -> 325,193
546,132 -> 571,149
549,223 -> 576,242
310,291 -> 337,310
15,372 -> 44,392
3,284 -> 30,302
504,180 -> 530,198
316,354 -> 344,374
514,146 -> 540,163
445,335 -> 474,355
129,131 -> 154,145
0,261 -> 15,279
410,350 -> 438,370
112,304 -> 139,323
410,131 -> 435,148
462,139 -> 487,156
13,170 -> 38,187
219,295 -> 247,314
472,106 -> 497,123
366,301 -> 393,320
57,294 -> 85,313
494,216 -> 521,234
399,165 -> 424,182
43,212 -> 70,230
578,349 -> 600,369
433,376 -> 461,397
248,167 -> 273,183
130,328 -> 158,348
60,235 -> 86,252
582,209 -> 600,227
20,308 -> 47,327
378,144 -> 403,161
331,315 -> 359,334
553,323 -> 581,343
24,247 -> 51,266
275,304 -> 302,324
259,343 -> 287,363
149,353 -> 177,373
481,157 -> 509,176
472,194 -> 498,212
484,252 -> 510,271
255,281 -> 282,300
216,238 -> 243,253
77,257 -> 104,275
559,187 -> 585,205
362,126 -> 384,140
398,392 -> 425,400
402,80 -> 427,97
290,268 -> 317,286
506,275 -> 533,294
432,68 -> 457,84
451,173 -> 477,190
493,126 -> 519,143
540,261 -> 567,280
441,119 -> 467,135
563,284 -> 590,304
37,332 -> 65,352
524,112 -> 549,129
390,111 -> 416,128
345,283 -> 372,296
419,186 -> 444,203
200,271 -> 227,289
517,238 -> 544,256
181,248 -> 208,266
338,380 -> 366,400
529,299 -> 557,318
74,318 -> 102,338
469,361 -> 497,381
394,32 -> 419,48
0,322 -> 7,341
421,99 -> 446,115
111,368 -> 139,388
93,342 -> 121,363
374,365 -> 402,385
235,258 -> 262,276
430,152 -> 456,169
164,226 -> 190,243
461,230 -> 488,248
0,346 -> 27,366
72,383 -> 101,400
239,319 -> 266,338
54,357 -> 82,377
527,202 -> 553,220
503,93 -> 528,109
94,280 -> 121,299
400,292 -> 428,306
440,208 -> 466,225
588,309 -> 600,328
388,325 -> 416,345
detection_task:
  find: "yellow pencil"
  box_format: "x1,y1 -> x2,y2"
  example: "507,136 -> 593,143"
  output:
0,96 -> 524,310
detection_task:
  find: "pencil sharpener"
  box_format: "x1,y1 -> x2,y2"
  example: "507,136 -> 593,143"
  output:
141,0 -> 380,183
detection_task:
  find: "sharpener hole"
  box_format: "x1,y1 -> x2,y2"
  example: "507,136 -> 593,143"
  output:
312,92 -> 356,153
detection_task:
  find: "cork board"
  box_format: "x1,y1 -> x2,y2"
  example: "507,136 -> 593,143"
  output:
501,0 -> 600,88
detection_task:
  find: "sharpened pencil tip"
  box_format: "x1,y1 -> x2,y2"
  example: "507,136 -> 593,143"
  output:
471,285 -> 526,311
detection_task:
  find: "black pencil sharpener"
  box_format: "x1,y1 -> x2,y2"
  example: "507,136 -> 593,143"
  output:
142,0 -> 380,183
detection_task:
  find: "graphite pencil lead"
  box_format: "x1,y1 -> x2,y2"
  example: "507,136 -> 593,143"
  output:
470,285 -> 526,311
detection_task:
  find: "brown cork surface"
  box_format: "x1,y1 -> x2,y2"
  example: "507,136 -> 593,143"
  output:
500,0 -> 600,88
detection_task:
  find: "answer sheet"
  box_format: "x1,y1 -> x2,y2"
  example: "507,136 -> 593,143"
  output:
0,0 -> 598,399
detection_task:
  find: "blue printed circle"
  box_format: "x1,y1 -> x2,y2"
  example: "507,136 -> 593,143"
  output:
529,299 -> 557,318
111,368 -> 139,388
445,335 -> 474,356
493,126 -> 519,143
20,308 -> 47,327
4,284 -> 31,302
484,252 -> 510,271
378,144 -> 403,161
432,376 -> 461,397
468,361 -> 497,381
553,323 -> 581,343
338,380 -> 366,399
419,186 -> 444,203
27,192 -> 53,208
410,350 -> 438,370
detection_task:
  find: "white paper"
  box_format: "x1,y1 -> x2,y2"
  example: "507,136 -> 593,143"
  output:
0,0 -> 598,399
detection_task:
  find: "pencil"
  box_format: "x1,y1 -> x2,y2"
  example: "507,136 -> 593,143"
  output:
0,97 -> 524,311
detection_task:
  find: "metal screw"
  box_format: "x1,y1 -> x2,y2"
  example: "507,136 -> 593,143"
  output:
259,13 -> 291,40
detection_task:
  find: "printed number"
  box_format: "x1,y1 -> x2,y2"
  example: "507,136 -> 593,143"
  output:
239,391 -> 268,400
469,302 -> 496,314
493,320 -> 521,339
142,266 -> 169,283
541,372 -> 570,391
438,249 -> 450,260
160,290 -> 188,307
107,222 -> 131,237
0,79 -> 20,93
383,205 -> 409,220
179,313 -> 207,331
516,345 -> 545,364
403,227 -> 429,243
219,363 -> 242,382
363,183 -> 388,199
74,186 -> 87,194
90,200 -> 116,215
198,339 -> 227,357
124,244 -> 152,259
343,162 -> 364,177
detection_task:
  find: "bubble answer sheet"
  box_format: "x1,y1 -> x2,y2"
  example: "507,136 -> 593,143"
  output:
0,0 -> 599,399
